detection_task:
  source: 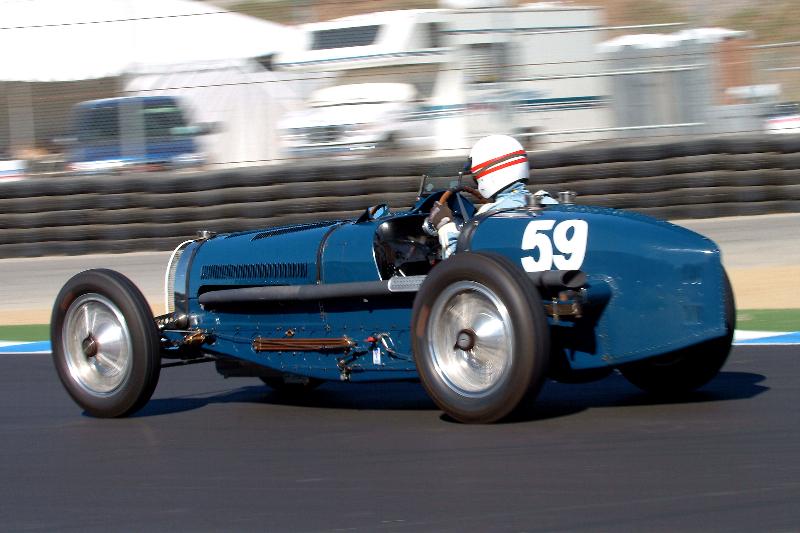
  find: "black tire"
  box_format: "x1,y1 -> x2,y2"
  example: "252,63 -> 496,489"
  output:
260,376 -> 322,393
382,133 -> 400,153
628,160 -> 665,178
533,150 -> 565,169
774,133 -> 800,154
625,142 -> 668,162
779,152 -> 800,170
51,269 -> 161,417
619,272 -> 735,396
411,252 -> 550,423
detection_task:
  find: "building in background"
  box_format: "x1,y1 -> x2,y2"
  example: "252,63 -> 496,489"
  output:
598,28 -> 772,139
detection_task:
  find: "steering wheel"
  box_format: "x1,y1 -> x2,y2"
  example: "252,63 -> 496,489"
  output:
438,186 -> 488,206
430,187 -> 485,225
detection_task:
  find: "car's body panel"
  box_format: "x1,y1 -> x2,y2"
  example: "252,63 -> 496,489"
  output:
320,222 -> 383,283
168,194 -> 728,382
182,217 -> 418,381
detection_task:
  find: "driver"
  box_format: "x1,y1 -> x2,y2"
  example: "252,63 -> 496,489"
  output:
425,134 -> 557,258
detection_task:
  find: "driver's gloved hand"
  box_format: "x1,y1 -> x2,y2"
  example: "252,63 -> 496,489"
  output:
428,201 -> 453,230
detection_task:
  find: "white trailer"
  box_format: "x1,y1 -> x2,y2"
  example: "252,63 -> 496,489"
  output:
274,2 -> 612,156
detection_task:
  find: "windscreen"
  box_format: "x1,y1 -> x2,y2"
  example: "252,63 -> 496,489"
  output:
142,104 -> 188,137
311,25 -> 380,50
74,100 -> 188,142
74,105 -> 120,142
418,173 -> 478,200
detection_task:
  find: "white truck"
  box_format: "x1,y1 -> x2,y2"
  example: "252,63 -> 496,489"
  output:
279,82 -> 430,156
274,2 -> 612,157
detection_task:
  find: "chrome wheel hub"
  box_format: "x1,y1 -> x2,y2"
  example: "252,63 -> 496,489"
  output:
427,281 -> 514,397
62,294 -> 133,396
81,335 -> 99,357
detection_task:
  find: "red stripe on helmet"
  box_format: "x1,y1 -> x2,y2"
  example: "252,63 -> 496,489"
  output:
475,158 -> 528,181
473,156 -> 527,180
471,149 -> 526,175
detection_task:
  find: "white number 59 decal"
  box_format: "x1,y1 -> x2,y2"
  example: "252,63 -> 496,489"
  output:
521,219 -> 588,272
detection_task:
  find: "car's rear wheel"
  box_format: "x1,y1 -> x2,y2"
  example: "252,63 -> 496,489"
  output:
619,272 -> 735,396
51,269 -> 160,417
412,252 -> 550,423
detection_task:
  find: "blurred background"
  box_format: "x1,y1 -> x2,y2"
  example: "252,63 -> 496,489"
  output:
0,0 -> 798,258
2,0 -> 798,175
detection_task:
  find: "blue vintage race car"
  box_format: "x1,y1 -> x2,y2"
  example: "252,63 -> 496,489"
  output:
50,175 -> 734,423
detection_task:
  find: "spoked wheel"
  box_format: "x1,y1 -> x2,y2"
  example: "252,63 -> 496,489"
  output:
51,269 -> 161,417
619,272 -> 735,396
412,252 -> 550,423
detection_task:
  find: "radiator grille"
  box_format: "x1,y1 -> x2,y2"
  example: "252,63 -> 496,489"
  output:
165,240 -> 193,313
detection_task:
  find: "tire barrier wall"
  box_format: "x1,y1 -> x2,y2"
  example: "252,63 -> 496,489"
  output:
2,133 -> 799,258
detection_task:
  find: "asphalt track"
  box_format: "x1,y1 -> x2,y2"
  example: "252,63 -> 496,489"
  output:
1,345 -> 798,531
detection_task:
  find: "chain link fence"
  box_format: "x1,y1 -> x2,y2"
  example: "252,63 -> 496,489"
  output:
2,1 -> 799,171
0,0 -> 797,253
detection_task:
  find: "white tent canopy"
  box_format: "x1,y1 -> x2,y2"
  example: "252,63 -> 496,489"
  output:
125,60 -> 310,165
0,0 -> 300,82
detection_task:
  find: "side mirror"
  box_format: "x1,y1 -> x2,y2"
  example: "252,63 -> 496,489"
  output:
170,122 -> 222,136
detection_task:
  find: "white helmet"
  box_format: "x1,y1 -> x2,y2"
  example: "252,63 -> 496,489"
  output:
468,135 -> 529,198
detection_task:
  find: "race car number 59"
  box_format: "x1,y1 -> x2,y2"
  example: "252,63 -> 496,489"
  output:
521,219 -> 588,272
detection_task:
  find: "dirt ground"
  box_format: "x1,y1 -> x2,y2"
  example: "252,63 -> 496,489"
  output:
0,304 -> 167,327
728,266 -> 800,310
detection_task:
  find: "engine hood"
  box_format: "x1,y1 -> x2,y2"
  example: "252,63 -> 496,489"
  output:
189,222 -> 343,290
186,218 -> 383,295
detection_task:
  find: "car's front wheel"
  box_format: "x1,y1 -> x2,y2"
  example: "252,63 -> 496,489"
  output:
51,269 -> 161,417
412,252 -> 550,423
